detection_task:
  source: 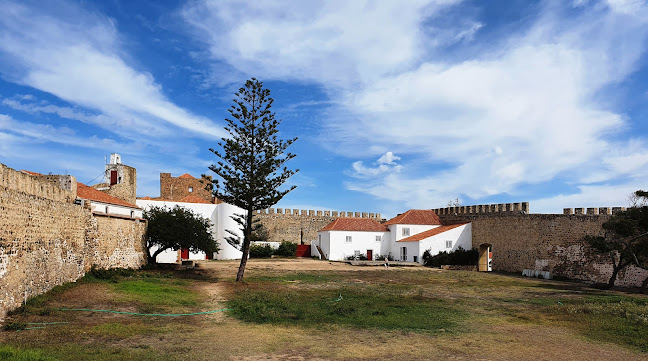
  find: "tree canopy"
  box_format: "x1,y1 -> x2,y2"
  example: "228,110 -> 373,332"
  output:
585,190 -> 648,288
144,205 -> 219,263
207,78 -> 298,281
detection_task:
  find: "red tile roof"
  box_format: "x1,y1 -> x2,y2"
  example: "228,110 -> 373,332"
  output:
397,223 -> 469,242
320,218 -> 388,232
178,195 -> 212,204
178,173 -> 195,179
383,209 -> 442,226
77,183 -> 140,209
21,170 -> 43,176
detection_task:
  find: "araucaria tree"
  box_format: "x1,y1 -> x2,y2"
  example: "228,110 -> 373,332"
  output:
144,205 -> 219,264
208,78 -> 298,281
585,190 -> 648,288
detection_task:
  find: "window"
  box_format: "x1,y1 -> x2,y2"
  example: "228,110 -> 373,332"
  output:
375,235 -> 381,242
346,236 -> 352,243
188,186 -> 193,193
402,227 -> 410,237
354,250 -> 361,256
446,240 -> 452,249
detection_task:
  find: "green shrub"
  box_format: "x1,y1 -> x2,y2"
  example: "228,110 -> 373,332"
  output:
3,321 -> 26,331
88,266 -> 135,281
423,247 -> 478,267
274,241 -> 297,257
249,244 -> 274,258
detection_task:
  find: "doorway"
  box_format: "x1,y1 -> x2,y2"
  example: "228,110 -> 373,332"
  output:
181,248 -> 189,260
367,249 -> 373,261
478,243 -> 492,272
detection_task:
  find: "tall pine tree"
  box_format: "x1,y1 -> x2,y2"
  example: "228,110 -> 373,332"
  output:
207,78 -> 298,281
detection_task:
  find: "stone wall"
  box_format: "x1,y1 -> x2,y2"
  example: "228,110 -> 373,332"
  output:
255,208 -> 382,244
0,163 -> 146,319
160,173 -> 212,202
440,210 -> 648,287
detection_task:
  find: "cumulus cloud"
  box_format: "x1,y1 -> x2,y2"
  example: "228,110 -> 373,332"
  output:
182,0 -> 648,210
378,152 -> 401,165
0,0 -> 223,139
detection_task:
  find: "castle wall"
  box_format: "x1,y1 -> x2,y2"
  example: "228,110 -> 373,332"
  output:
255,208 -> 382,244
0,163 -> 146,319
439,205 -> 648,287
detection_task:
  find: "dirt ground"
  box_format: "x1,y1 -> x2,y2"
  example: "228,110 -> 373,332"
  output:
2,259 -> 647,361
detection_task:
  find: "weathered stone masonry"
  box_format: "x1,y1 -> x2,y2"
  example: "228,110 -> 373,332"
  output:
0,164 -> 146,319
255,208 -> 381,244
437,203 -> 648,287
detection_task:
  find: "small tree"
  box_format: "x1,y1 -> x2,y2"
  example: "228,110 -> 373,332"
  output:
585,190 -> 648,288
144,205 -> 219,263
208,78 -> 298,281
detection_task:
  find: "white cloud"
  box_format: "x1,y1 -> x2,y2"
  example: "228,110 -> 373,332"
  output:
182,0 -> 465,87
0,113 -> 133,151
182,0 -> 648,211
0,1 -> 224,139
377,152 -> 401,165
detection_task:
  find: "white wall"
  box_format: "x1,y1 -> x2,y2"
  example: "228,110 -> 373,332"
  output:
414,223 -> 472,264
388,224 -> 438,259
317,230 -> 390,261
136,199 -> 245,262
91,201 -> 143,218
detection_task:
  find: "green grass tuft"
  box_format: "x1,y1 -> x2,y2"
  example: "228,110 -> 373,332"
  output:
0,346 -> 57,361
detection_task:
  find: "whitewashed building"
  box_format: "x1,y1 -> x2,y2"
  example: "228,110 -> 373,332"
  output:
315,209 -> 472,264
314,218 -> 390,261
136,197 -> 244,262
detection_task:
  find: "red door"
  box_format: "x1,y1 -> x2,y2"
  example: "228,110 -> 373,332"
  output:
367,250 -> 373,261
205,252 -> 213,260
110,171 -> 118,185
181,248 -> 189,259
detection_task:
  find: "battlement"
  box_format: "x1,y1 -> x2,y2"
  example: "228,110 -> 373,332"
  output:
433,202 -> 529,215
255,208 -> 381,220
563,207 -> 625,215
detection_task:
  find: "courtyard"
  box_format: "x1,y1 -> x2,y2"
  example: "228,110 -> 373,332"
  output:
1,259 -> 647,360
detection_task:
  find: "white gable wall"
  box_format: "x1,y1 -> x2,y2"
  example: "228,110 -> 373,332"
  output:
402,223 -> 472,264
318,230 -> 390,261
388,224 -> 438,258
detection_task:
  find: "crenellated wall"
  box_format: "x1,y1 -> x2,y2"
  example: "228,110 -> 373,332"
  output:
438,202 -> 648,287
254,208 -> 381,244
433,202 -> 530,215
0,163 -> 146,320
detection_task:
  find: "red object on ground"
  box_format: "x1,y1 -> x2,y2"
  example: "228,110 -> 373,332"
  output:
296,245 -> 311,257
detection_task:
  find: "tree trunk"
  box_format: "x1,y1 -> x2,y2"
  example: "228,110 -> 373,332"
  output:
641,276 -> 648,294
236,207 -> 254,282
608,266 -> 621,288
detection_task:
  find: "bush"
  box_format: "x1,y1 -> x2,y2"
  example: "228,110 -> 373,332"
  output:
249,244 -> 274,258
88,266 -> 135,281
346,253 -> 368,261
274,241 -> 297,257
3,321 -> 26,331
423,247 -> 478,268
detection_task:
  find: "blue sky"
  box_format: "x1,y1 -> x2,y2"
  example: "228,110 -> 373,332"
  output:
1,0 -> 647,218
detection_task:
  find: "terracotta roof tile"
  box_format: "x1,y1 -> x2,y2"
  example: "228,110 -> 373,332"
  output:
21,170 -> 43,176
383,209 -> 442,226
77,183 -> 140,209
320,218 -> 388,232
397,223 -> 469,242
178,173 -> 195,179
178,195 -> 212,204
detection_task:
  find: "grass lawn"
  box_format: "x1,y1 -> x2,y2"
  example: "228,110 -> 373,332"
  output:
1,259 -> 647,360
